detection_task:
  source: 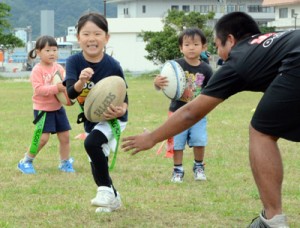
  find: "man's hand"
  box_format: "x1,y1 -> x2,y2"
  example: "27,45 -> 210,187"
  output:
121,129 -> 156,155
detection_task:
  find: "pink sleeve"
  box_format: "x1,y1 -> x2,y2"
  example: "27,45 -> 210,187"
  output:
30,66 -> 59,96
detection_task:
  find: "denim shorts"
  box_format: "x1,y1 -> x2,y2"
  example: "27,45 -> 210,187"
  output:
34,107 -> 71,134
173,117 -> 207,150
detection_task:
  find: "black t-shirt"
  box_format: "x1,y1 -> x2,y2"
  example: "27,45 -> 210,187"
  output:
202,30 -> 300,99
64,52 -> 128,133
169,58 -> 213,112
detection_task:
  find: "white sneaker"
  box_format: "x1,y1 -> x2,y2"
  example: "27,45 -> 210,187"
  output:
95,207 -> 115,213
171,168 -> 184,183
260,213 -> 289,228
193,164 -> 207,181
249,211 -> 289,228
91,186 -> 121,212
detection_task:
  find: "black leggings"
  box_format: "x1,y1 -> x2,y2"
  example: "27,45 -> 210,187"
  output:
84,130 -> 114,188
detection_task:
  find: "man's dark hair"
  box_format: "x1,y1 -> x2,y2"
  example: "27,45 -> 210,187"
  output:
215,12 -> 261,45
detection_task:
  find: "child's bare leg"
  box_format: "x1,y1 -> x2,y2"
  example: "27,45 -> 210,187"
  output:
27,133 -> 50,158
193,146 -> 205,162
173,150 -> 183,165
57,131 -> 70,160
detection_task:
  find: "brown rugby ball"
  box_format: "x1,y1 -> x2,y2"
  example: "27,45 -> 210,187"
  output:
84,76 -> 126,122
52,71 -> 76,106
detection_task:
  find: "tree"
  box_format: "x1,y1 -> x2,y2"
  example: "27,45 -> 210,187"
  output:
259,26 -> 276,33
0,2 -> 24,51
140,10 -> 215,65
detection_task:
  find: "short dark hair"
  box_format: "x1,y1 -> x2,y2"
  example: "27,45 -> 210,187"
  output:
28,35 -> 57,59
178,28 -> 207,46
76,12 -> 108,34
215,12 -> 261,45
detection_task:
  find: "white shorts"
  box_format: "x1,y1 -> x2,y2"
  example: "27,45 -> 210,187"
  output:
86,120 -> 127,158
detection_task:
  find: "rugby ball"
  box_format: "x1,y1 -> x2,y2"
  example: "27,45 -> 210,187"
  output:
52,71 -> 76,106
84,76 -> 126,122
160,60 -> 186,100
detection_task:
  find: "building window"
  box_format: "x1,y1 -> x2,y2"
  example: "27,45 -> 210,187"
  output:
142,5 -> 146,13
262,7 -> 273,13
279,8 -> 288,18
182,5 -> 190,12
209,5 -> 217,12
248,5 -> 272,13
248,5 -> 261,12
195,5 -> 209,13
194,5 -> 200,12
194,4 -> 217,13
227,5 -> 235,13
171,5 -> 179,10
123,8 -> 129,15
203,5 -> 210,13
239,5 -> 245,12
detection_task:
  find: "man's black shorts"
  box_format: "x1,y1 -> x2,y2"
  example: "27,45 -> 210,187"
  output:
251,71 -> 300,142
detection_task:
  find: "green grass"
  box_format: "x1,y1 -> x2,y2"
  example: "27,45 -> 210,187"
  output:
0,76 -> 299,228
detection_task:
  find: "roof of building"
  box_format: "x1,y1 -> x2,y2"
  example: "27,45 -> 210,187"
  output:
263,0 -> 300,6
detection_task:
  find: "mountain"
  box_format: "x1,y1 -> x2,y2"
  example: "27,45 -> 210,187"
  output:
5,0 -> 117,40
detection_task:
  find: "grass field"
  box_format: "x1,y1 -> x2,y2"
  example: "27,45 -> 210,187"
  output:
0,75 -> 299,227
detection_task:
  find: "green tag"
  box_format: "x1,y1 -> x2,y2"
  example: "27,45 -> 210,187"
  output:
108,119 -> 121,171
29,111 -> 46,155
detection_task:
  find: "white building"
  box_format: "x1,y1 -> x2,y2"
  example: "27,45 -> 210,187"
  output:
263,0 -> 300,30
65,0 -> 275,73
64,18 -> 163,72
107,17 -> 163,72
108,0 -> 274,24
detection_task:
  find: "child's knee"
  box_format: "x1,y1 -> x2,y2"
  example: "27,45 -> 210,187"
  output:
84,130 -> 107,152
40,133 -> 50,146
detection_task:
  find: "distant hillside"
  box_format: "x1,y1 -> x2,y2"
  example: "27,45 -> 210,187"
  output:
6,0 -> 117,40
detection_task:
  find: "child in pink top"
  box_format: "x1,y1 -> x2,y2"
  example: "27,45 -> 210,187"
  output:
17,35 -> 75,174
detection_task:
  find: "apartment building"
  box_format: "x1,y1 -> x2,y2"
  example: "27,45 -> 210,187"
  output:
108,0 -> 275,25
263,0 -> 300,30
102,0 -> 276,72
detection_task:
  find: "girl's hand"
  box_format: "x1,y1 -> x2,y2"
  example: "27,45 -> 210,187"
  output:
75,67 -> 94,93
57,82 -> 66,92
103,104 -> 126,120
79,67 -> 94,84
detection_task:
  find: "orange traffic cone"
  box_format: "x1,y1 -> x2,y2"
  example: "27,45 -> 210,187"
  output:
165,111 -> 174,158
156,138 -> 173,158
75,132 -> 87,140
164,137 -> 174,158
156,140 -> 165,155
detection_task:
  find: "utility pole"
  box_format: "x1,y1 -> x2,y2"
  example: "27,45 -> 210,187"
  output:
293,13 -> 298,30
104,0 -> 107,16
27,26 -> 32,52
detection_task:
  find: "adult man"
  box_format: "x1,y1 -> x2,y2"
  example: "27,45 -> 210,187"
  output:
122,12 -> 299,227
